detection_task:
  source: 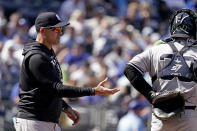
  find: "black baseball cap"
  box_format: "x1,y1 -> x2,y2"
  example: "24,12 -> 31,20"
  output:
35,12 -> 70,31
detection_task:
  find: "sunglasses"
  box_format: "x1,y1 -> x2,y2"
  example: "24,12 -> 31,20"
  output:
44,27 -> 64,33
52,27 -> 63,33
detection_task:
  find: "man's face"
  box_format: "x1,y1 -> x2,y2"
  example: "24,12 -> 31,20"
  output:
43,27 -> 63,45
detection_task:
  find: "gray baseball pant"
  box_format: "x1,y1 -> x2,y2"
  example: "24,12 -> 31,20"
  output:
13,117 -> 61,131
151,109 -> 197,131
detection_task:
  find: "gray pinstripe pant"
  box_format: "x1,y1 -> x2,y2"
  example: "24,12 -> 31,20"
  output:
13,117 -> 61,131
151,109 -> 197,131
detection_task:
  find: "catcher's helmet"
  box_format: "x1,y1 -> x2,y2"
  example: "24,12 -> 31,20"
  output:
170,9 -> 197,39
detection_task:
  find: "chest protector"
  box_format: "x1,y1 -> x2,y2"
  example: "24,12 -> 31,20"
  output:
152,38 -> 197,83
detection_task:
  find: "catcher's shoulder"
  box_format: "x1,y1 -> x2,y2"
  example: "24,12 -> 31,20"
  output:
151,39 -> 167,49
154,37 -> 174,45
153,40 -> 165,46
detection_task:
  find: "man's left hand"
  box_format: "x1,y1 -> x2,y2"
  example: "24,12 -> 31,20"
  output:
94,77 -> 120,95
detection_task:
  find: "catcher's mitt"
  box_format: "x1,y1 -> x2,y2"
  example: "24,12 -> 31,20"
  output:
152,90 -> 185,121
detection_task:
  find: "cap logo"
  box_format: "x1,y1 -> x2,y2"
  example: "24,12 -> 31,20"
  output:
175,14 -> 189,24
56,14 -> 61,21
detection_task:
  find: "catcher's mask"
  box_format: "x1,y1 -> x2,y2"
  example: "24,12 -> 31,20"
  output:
170,9 -> 197,39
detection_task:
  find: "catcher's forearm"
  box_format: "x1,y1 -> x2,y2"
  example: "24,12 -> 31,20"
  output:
124,64 -> 155,103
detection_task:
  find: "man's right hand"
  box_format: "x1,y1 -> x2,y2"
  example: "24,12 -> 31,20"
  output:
63,107 -> 81,126
94,77 -> 120,95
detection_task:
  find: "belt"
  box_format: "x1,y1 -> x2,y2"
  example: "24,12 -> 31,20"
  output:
185,106 -> 196,110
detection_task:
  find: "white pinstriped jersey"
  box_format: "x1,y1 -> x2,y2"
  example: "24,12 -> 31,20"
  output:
129,40 -> 197,106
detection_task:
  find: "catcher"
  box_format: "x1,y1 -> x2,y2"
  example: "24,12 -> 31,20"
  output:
124,9 -> 197,131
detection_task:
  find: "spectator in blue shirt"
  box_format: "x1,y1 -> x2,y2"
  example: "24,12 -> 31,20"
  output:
10,82 -> 19,105
117,99 -> 146,131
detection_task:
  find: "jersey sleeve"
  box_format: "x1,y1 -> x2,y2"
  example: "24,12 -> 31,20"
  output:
128,48 -> 152,74
153,40 -> 164,46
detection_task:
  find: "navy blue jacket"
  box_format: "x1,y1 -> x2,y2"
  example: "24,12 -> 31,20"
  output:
17,41 -> 94,123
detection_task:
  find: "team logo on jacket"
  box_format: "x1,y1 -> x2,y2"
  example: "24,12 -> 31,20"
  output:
51,59 -> 56,66
51,58 -> 62,80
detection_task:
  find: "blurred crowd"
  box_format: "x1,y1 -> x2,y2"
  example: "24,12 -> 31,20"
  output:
0,0 -> 197,130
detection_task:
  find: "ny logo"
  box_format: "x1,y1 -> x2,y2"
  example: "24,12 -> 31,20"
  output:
171,64 -> 182,72
175,13 -> 189,24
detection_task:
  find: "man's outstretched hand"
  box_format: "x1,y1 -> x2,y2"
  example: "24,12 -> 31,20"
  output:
94,77 -> 120,95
